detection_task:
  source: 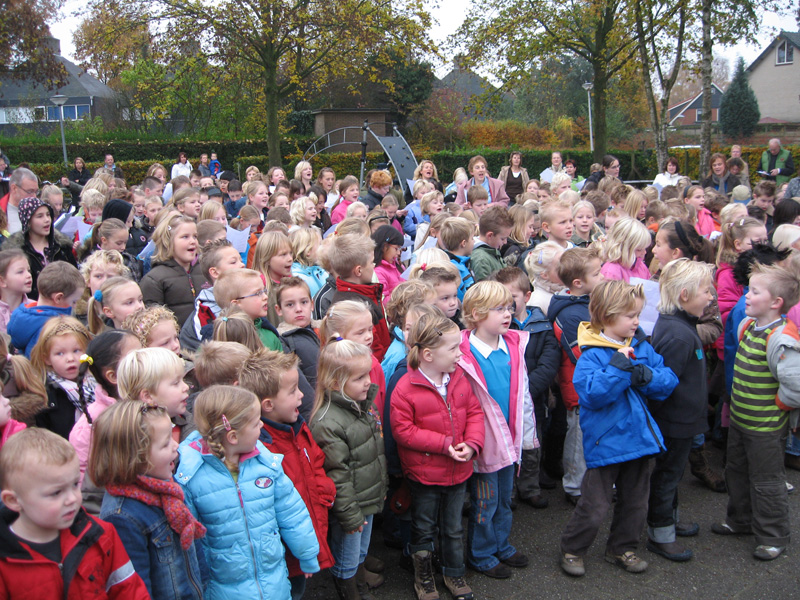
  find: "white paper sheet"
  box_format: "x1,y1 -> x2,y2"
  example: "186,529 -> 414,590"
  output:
226,225 -> 251,253
630,277 -> 660,336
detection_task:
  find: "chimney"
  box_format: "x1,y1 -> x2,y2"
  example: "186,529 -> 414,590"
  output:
43,36 -> 61,56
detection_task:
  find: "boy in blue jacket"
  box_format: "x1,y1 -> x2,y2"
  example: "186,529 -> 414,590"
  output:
559,280 -> 678,577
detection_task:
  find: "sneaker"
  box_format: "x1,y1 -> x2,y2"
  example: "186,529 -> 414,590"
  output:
675,522 -> 700,537
646,539 -> 693,562
604,550 -> 648,573
711,522 -> 751,536
500,551 -> 529,568
753,545 -> 785,561
443,575 -> 474,600
560,553 -> 585,577
787,481 -> 795,494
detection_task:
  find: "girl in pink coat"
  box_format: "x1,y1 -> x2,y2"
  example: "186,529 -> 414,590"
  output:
371,225 -> 405,305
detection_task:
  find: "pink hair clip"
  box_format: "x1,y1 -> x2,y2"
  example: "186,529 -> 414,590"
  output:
221,415 -> 232,431
420,263 -> 427,271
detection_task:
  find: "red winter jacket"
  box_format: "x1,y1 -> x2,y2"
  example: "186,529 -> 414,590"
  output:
332,278 -> 391,361
259,418 -> 336,577
370,354 -> 387,417
390,366 -> 485,486
0,507 -> 149,599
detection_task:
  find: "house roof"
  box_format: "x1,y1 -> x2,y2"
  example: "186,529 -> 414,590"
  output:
746,30 -> 800,72
668,83 -> 725,125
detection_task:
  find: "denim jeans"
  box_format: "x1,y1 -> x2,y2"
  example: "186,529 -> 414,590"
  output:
785,432 -> 800,456
468,465 -> 516,570
408,479 -> 467,577
329,514 -> 374,579
562,409 -> 586,497
647,436 -> 693,543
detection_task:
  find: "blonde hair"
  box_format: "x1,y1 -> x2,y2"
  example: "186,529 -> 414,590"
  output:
719,202 -> 748,228
212,306 -> 262,352
438,217 -> 474,252
404,248 -> 450,279
231,204 -> 260,230
320,299 -> 371,340
333,217 -> 370,237
622,189 -> 647,220
420,191 -> 444,217
213,269 -> 263,309
524,240 -> 565,281
748,263 -> 800,312
194,385 -> 260,470
716,216 -> 764,266
571,200 -> 596,218
171,187 -> 200,210
79,249 -> 130,291
245,165 -> 261,179
122,306 -> 179,348
81,188 -> 107,213
237,348 -> 299,400
559,189 -> 580,205
193,341 -> 253,388
116,347 -> 184,401
290,226 -> 321,267
87,276 -> 139,334
603,217 -> 651,268
412,179 -> 434,199
771,224 -> 800,252
413,160 -> 439,181
199,200 -> 225,222
30,317 -> 91,376
385,280 -> 436,328
657,258 -> 714,315
312,339 -> 372,419
551,171 -> 572,192
242,179 -> 268,199
294,160 -> 313,181
508,204 -> 534,244
88,400 -> 171,487
151,214 -> 196,262
40,184 -> 63,207
406,312 -> 459,370
345,201 -> 368,218
462,280 -> 513,329
289,196 -> 314,226
329,234 -> 374,277
416,212 -> 449,249
540,200 -> 571,227
589,279 -> 645,330
251,230 -> 292,281
0,428 -> 76,490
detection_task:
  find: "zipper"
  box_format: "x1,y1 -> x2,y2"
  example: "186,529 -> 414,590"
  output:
641,399 -> 665,452
183,547 -> 203,598
234,476 -> 264,600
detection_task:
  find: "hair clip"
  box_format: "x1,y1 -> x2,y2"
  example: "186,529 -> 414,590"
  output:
738,218 -> 745,227
79,354 -> 93,365
434,327 -> 443,336
221,316 -> 228,322
93,290 -> 103,302
335,336 -> 343,341
420,263 -> 427,271
5,354 -> 11,362
538,250 -> 544,265
221,415 -> 232,431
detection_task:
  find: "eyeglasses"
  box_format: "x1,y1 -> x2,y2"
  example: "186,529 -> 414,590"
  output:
490,305 -> 515,314
235,288 -> 269,300
18,184 -> 39,196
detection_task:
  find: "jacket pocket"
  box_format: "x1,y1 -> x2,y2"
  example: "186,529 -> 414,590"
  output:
261,528 -> 286,563
211,543 -> 250,584
152,525 -> 177,565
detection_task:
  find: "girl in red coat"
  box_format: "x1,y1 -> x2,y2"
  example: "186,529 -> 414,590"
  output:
391,311 -> 485,600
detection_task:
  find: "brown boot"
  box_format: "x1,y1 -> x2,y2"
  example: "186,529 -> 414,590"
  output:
332,574 -> 361,600
363,554 -> 385,573
443,574 -> 474,600
688,445 -> 726,492
361,563 -> 384,589
412,550 -> 440,600
355,564 -> 377,600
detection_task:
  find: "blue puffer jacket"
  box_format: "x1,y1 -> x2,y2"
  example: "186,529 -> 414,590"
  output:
445,251 -> 475,302
175,431 -> 320,600
574,323 -> 678,469
292,262 -> 329,299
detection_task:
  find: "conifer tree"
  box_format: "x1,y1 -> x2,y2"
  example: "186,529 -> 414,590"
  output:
719,57 -> 760,138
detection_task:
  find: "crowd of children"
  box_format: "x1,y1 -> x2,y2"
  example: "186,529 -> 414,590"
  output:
0,149 -> 798,599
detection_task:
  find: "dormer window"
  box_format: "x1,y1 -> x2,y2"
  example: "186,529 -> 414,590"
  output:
777,40 -> 794,65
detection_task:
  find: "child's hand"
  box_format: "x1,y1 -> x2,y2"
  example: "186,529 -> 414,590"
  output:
304,573 -> 314,579
72,239 -> 81,251
347,521 -> 368,534
397,209 -> 408,217
447,445 -> 460,461
452,442 -> 475,462
617,346 -> 636,359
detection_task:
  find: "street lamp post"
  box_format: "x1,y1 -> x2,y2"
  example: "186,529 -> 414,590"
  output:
50,94 -> 69,169
582,82 -> 594,153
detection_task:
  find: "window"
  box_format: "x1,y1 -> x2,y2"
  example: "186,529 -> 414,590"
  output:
695,109 -> 703,122
62,105 -> 77,120
777,40 -> 794,65
47,106 -> 59,121
77,105 -> 90,118
46,104 -> 91,121
33,107 -> 45,121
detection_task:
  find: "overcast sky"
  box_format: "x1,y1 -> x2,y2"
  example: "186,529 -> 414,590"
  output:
50,1 -> 791,81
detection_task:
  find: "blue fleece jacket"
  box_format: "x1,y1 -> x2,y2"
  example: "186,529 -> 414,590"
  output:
8,303 -> 73,357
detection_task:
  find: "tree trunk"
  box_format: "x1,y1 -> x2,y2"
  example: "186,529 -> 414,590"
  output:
592,62 -> 608,163
265,84 -> 280,167
699,0 -> 713,179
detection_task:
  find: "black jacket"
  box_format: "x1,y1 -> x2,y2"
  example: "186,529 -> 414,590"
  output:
277,322 -> 321,389
5,228 -> 77,301
35,380 -> 84,440
650,310 -> 709,438
511,307 -> 560,424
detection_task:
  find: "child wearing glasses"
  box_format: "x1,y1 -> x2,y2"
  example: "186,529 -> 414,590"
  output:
457,281 -> 535,580
212,268 -> 283,351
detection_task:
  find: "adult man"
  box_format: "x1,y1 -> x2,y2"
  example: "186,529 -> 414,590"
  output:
197,153 -> 212,177
539,151 -> 565,183
0,168 -> 38,233
760,139 -> 794,186
104,154 -> 125,180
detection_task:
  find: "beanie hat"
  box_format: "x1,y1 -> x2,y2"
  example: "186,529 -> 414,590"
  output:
731,185 -> 750,204
18,196 -> 49,234
102,198 -> 134,223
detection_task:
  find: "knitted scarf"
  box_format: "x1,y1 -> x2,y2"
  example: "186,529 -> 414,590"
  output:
107,475 -> 206,549
47,372 -> 96,413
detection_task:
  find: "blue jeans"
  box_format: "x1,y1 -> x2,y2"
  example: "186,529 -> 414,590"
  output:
467,465 -> 516,570
785,432 -> 800,456
408,479 -> 467,577
329,514 -> 374,579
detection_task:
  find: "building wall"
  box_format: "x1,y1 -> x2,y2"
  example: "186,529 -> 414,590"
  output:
749,44 -> 800,123
312,112 -> 391,152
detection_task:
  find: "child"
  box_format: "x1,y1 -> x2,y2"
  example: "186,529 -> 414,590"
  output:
683,185 -> 715,237
404,179 -> 435,238
140,214 -> 206,327
86,276 -> 144,334
79,218 -> 142,282
177,385 -> 320,598
250,230 -> 293,325
571,200 -> 604,248
0,355 -> 26,450
560,280 -> 678,577
381,194 -> 404,235
372,224 -> 405,304
466,186 -> 489,217
238,348 -> 337,600
647,259 -> 714,562
290,227 -> 328,298
213,306 -> 264,352
0,428 -> 149,598
90,401 -> 208,599
414,191 -> 445,249
69,329 -> 143,482
199,200 -> 228,224
346,201 -> 368,221
392,311 -> 485,600
180,238 -> 244,352
502,204 -> 537,266
457,281 -> 534,579
439,217 -> 476,301
243,179 -> 269,224
331,176 -> 361,225
7,197 -> 76,299
712,264 -> 800,560
193,341 -> 252,388
275,276 -> 320,388
382,280 -> 437,379
172,187 -> 202,220
329,232 -> 391,361
494,266 -> 560,509
123,305 -> 182,355
418,262 -> 462,324
214,268 -> 283,351
540,200 -> 574,249
0,248 -> 32,333
523,240 -> 565,315
472,204 -> 514,282
750,181 -> 776,231
80,188 -> 107,226
600,216 -> 652,282
548,248 -> 604,504
310,339 -> 388,599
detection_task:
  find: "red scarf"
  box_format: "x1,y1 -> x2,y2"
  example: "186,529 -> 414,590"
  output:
107,475 -> 206,549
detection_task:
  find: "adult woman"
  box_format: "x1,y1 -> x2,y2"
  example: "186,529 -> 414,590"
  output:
498,151 -> 530,202
701,153 -> 740,195
363,170 -> 392,210
455,155 -> 510,206
294,160 -> 313,193
565,159 -> 585,191
584,154 -> 621,186
653,157 -> 681,189
147,163 -> 168,185
404,159 -> 442,203
62,157 -> 92,206
170,152 -> 193,180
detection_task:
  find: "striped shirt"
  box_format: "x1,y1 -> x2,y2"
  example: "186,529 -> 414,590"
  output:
730,319 -> 786,433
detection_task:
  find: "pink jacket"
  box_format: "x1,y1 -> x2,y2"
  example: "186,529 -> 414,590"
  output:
374,260 -> 403,305
0,418 -> 26,450
696,207 -> 715,238
69,385 -> 116,483
455,177 -> 510,207
330,199 -> 353,225
600,259 -> 650,283
457,329 -> 536,474
0,295 -> 27,334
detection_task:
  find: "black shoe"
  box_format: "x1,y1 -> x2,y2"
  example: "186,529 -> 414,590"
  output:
711,522 -> 752,536
785,453 -> 800,471
475,562 -> 512,579
675,522 -> 700,537
521,494 -> 549,509
500,551 -> 529,568
539,471 -> 557,489
564,493 -> 579,506
646,540 -> 693,562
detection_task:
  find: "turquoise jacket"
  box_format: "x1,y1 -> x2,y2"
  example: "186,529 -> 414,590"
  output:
175,431 -> 320,600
